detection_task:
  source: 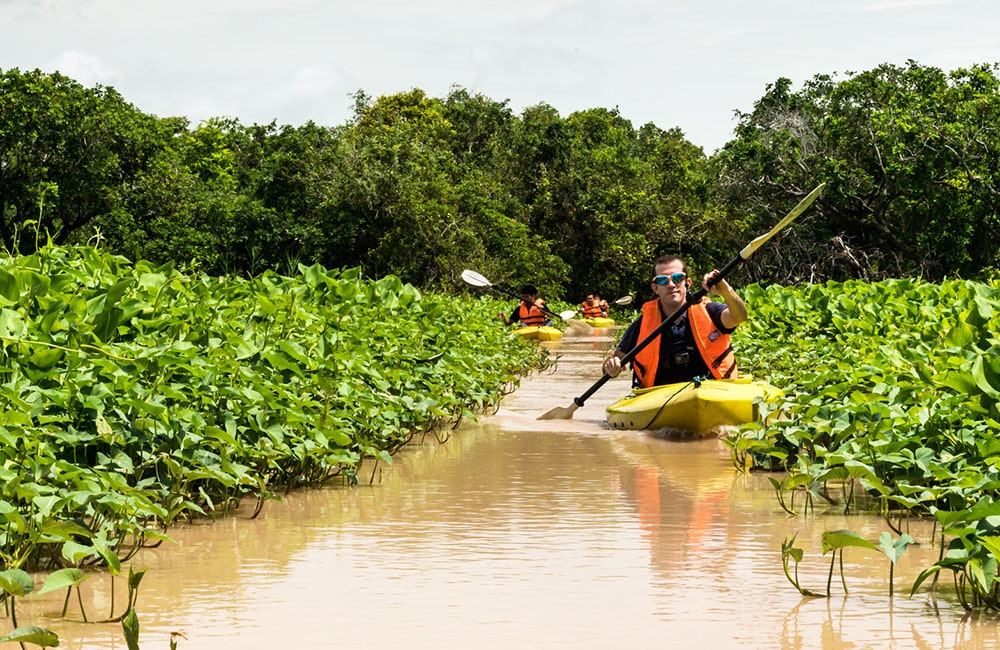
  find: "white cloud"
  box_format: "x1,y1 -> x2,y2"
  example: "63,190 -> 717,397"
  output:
2,0 -> 998,151
351,0 -> 584,24
47,50 -> 121,87
861,0 -> 962,10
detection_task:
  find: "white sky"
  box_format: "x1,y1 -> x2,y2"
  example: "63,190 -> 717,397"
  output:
1,0 -> 997,153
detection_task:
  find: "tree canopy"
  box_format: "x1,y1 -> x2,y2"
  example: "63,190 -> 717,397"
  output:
2,61 -> 998,299
714,60 -> 1000,283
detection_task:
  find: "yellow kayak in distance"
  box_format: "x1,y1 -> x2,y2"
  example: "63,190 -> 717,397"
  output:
583,317 -> 615,328
606,378 -> 782,434
511,325 -> 563,341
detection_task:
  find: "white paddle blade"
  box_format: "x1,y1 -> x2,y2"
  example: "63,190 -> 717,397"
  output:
460,269 -> 492,287
563,318 -> 594,335
614,295 -> 633,306
739,183 -> 825,259
558,309 -> 578,321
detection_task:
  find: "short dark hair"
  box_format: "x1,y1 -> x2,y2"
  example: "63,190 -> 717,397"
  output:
652,255 -> 686,276
520,284 -> 538,295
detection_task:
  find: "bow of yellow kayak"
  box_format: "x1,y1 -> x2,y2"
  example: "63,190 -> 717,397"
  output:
512,325 -> 563,341
606,378 -> 782,434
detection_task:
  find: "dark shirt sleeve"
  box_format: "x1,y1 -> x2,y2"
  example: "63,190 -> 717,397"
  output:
616,318 -> 642,357
706,301 -> 735,333
508,306 -> 521,323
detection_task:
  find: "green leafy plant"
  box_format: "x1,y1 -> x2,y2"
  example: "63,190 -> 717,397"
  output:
0,242 -> 551,644
780,535 -> 825,597
821,530 -> 879,595
727,279 -> 1000,607
879,531 -> 916,596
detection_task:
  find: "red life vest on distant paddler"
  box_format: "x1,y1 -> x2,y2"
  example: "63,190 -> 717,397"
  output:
581,301 -> 604,318
518,301 -> 546,326
632,298 -> 738,388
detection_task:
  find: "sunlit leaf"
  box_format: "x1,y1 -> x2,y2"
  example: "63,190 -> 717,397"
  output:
0,626 -> 60,647
972,355 -> 1000,397
878,532 -> 915,565
37,568 -> 87,595
122,608 -> 140,650
0,267 -> 19,302
821,529 -> 878,554
0,569 -> 35,596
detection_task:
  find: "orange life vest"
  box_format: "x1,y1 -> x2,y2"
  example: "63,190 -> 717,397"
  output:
688,299 -> 738,380
631,298 -> 738,388
581,301 -> 604,318
518,301 -> 546,326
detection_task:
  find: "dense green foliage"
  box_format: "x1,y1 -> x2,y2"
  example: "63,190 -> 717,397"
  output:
4,58 -> 1000,621
714,61 -> 1000,282
5,61 -> 998,306
730,278 -> 1000,607
0,240 -> 554,642
0,242 -> 546,574
0,70 -> 717,303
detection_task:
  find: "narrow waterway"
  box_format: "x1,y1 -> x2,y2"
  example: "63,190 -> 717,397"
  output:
18,330 -> 1000,649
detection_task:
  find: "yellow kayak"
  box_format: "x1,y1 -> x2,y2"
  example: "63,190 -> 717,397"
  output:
583,317 -> 615,328
512,325 -> 563,341
606,378 -> 782,433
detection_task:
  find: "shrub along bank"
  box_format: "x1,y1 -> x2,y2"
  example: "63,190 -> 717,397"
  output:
730,278 -> 1000,607
0,243 -> 548,577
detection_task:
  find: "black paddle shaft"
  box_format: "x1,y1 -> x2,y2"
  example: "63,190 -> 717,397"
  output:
571,256 -> 743,408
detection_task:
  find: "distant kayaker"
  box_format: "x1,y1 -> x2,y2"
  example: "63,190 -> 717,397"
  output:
602,255 -> 748,387
579,293 -> 605,318
499,285 -> 552,327
596,294 -> 609,317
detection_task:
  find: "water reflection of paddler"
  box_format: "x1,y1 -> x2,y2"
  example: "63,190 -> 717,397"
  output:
684,481 -> 731,549
628,466 -> 731,544
633,464 -> 662,537
613,438 -> 734,567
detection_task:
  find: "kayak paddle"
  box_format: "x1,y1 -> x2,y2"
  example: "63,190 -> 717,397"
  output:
538,183 -> 826,420
461,269 -> 577,321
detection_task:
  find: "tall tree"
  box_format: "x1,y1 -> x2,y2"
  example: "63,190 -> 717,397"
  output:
229,120 -> 347,275
440,88 -> 570,295
0,68 -> 163,252
335,89 -> 464,287
499,105 -> 711,302
714,61 -> 1000,283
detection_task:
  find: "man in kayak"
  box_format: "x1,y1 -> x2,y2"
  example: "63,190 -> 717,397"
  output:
579,293 -> 605,318
499,285 -> 552,327
602,255 -> 748,387
596,294 -> 609,317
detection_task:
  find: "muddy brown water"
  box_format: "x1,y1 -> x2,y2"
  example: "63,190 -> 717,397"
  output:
16,330 -> 1000,648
